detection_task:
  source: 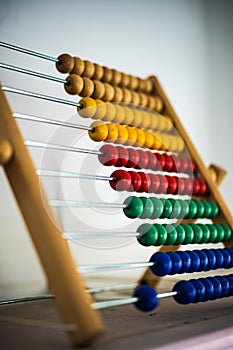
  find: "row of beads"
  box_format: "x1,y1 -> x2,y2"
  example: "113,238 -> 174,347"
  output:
173,275 -> 233,304
89,121 -> 184,152
64,74 -> 163,111
137,223 -> 231,246
56,54 -> 154,94
78,97 -> 173,132
149,248 -> 233,276
110,169 -> 207,195
123,197 -> 218,219
99,144 -> 195,173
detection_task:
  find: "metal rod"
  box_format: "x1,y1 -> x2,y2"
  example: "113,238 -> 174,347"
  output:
51,200 -> 126,209
78,261 -> 154,274
0,62 -> 67,84
38,169 -> 114,181
1,85 -> 82,107
0,294 -> 53,305
63,232 -> 139,240
89,283 -> 138,294
0,41 -> 59,62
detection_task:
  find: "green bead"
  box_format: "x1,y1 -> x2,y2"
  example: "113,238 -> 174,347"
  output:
189,223 -> 203,243
140,197 -> 154,219
137,224 -> 158,246
193,200 -> 205,218
221,224 -> 232,241
169,199 -> 182,219
164,224 -> 177,245
123,196 -> 143,218
175,224 -> 186,244
160,199 -> 172,218
180,224 -> 194,244
186,200 -> 197,219
214,224 -> 225,243
208,201 -> 219,218
153,224 -> 167,246
196,224 -> 210,243
150,197 -> 164,219
206,224 -> 218,243
179,200 -> 189,219
202,201 -> 212,218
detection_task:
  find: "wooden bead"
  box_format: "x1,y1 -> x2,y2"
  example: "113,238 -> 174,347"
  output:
157,116 -> 168,132
93,99 -> 107,120
88,121 -> 108,142
122,89 -> 132,104
160,134 -> 170,151
103,102 -> 116,122
115,125 -> 128,144
132,109 -> 142,127
168,136 -> 178,152
82,60 -> 95,78
102,84 -> 115,102
92,63 -> 104,80
112,87 -> 124,103
131,91 -> 141,106
147,96 -> 157,110
145,79 -> 154,94
92,80 -> 105,99
123,106 -> 134,125
125,126 -> 137,146
71,57 -> 85,75
139,93 -> 149,107
137,79 -> 146,92
111,69 -> 122,85
79,78 -> 94,97
163,115 -> 173,131
0,139 -> 13,165
56,54 -> 74,73
129,76 -> 139,90
155,97 -> 164,112
121,74 -> 130,88
112,105 -> 125,124
65,74 -> 84,95
106,123 -> 118,142
102,67 -> 113,83
77,97 -> 96,118
140,111 -> 151,129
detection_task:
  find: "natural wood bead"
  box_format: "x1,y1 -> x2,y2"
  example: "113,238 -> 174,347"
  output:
122,89 -> 132,104
131,91 -> 140,106
147,96 -> 157,110
121,74 -> 130,88
155,97 -> 164,112
103,102 -> 116,122
164,115 -> 173,131
102,67 -> 113,83
129,76 -> 139,90
82,60 -> 95,78
0,139 -> 13,165
139,93 -> 149,107
79,77 -> 94,97
92,64 -> 104,80
132,109 -> 142,127
137,79 -> 146,92
56,54 -> 74,73
112,104 -> 125,124
150,113 -> 159,130
65,74 -> 84,95
157,116 -> 168,132
123,106 -> 134,125
93,99 -> 107,120
140,111 -> 151,129
112,87 -> 124,103
92,80 -> 105,99
111,69 -> 122,85
77,97 -> 97,118
145,78 -> 154,94
102,84 -> 115,102
71,57 -> 85,75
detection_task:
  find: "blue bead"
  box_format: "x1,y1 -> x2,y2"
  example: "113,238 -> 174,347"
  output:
133,285 -> 158,312
215,276 -> 230,298
186,251 -> 200,273
202,249 -> 216,270
208,277 -> 222,300
167,252 -> 182,275
149,252 -> 172,276
225,275 -> 233,296
210,249 -> 224,269
193,250 -> 208,271
190,279 -> 206,303
220,249 -> 231,268
176,251 -> 191,273
225,248 -> 233,268
199,278 -> 214,302
173,280 -> 196,304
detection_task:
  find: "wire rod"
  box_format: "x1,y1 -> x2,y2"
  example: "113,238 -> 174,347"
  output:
38,169 -> 114,181
63,232 -> 138,240
78,261 -> 154,274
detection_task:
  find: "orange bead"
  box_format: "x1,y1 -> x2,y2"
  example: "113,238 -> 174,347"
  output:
88,121 -> 108,142
56,54 -> 74,73
92,63 -> 104,80
65,74 -> 84,95
77,97 -> 96,118
79,77 -> 94,97
123,107 -> 134,125
115,125 -> 129,144
135,128 -> 146,147
152,135 -> 163,150
112,104 -> 125,124
71,57 -> 85,75
93,99 -> 107,120
92,80 -> 105,99
143,131 -> 155,149
106,123 -> 119,142
125,126 -> 137,145
102,84 -> 115,102
103,102 -> 117,122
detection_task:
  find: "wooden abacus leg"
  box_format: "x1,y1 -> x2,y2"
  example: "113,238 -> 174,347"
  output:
139,163 -> 227,288
0,86 -> 104,346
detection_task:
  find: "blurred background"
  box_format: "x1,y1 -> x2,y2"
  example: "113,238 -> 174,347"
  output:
0,0 -> 233,300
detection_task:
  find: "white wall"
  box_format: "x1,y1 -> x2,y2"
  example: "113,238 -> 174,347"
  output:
0,0 -> 232,299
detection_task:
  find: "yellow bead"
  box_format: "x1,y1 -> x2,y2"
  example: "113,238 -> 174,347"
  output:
93,99 -> 107,120
77,97 -> 96,118
125,126 -> 137,145
164,115 -> 173,131
149,113 -> 159,131
123,107 -> 134,125
159,134 -> 169,151
115,125 -> 129,144
88,121 -> 108,142
132,109 -> 143,127
143,131 -> 155,149
157,116 -> 168,132
112,104 -> 125,124
140,111 -> 151,129
103,102 -> 117,122
135,128 -> 146,147
176,136 -> 185,152
168,135 -> 178,152
106,123 -> 119,142
152,135 -> 163,150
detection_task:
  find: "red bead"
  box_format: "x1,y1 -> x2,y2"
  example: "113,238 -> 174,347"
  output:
98,144 -> 118,166
115,146 -> 129,167
183,177 -> 193,195
126,148 -> 140,168
163,153 -> 174,172
156,174 -> 168,194
166,176 -> 178,194
155,153 -> 166,171
146,151 -> 157,169
197,178 -> 207,196
137,171 -> 151,192
128,171 -> 142,191
110,170 -> 131,191
135,150 -> 149,169
171,155 -> 181,172
179,156 -> 189,173
148,173 -> 160,193
192,178 -> 200,195
176,177 -> 186,194
191,159 -> 196,172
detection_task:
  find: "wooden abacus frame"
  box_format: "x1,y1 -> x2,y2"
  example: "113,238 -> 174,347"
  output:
0,53 -> 233,346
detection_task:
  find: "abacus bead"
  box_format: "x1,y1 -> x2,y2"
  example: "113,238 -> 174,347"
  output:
150,197 -> 164,219
198,278 -> 214,302
193,250 -> 208,271
140,112 -> 151,129
156,153 -> 166,170
98,144 -> 118,166
215,276 -> 230,297
220,249 -> 231,268
144,131 -> 155,149
125,126 -> 137,146
77,97 -> 97,118
225,275 -> 233,296
194,200 -> 205,218
173,281 -> 196,304
209,201 -> 219,218
112,105 -> 125,124
80,77 -> 95,97
139,93 -> 149,108
177,177 -> 186,195
181,224 -> 194,244
166,176 -> 178,194
214,224 -> 225,242
167,252 -> 182,274
202,201 -> 212,218
82,60 -> 95,78
222,224 -> 232,242
183,178 -> 193,195
186,251 -> 200,272
92,63 -> 104,80
128,171 -> 142,191
126,148 -> 140,168
137,172 -> 151,192
104,102 -> 117,122
171,154 -> 181,172
226,248 -> 233,268
148,96 -> 157,110
207,224 -> 218,243
202,249 -> 216,270
156,174 -> 168,193
72,57 -> 85,75
123,196 -> 143,219
177,251 -> 191,273
135,150 -> 149,169
208,277 -> 222,300
211,249 -> 224,269
115,146 -> 129,167
92,80 -> 105,99
140,197 -> 154,219
102,84 -> 115,102
153,135 -> 163,150
146,151 -> 157,169
132,109 -> 142,127
135,129 -> 146,147
163,154 -> 174,172
56,53 -> 74,73
137,224 -> 158,246
153,224 -> 167,245
197,224 -> 210,243
133,285 -> 158,312
121,74 -> 130,88
124,107 -> 134,125
186,200 -> 198,219
65,74 -> 84,95
94,99 -> 107,120
129,76 -> 139,91
122,88 -> 133,103
102,67 -> 113,83
160,199 -> 172,218
169,199 -> 182,219
165,225 -> 178,245
116,125 -> 129,144
190,279 -> 205,303
189,223 -> 203,243
149,252 -> 172,276
179,200 -> 189,219
88,121 -> 108,142
110,170 -> 131,191
148,174 -> 160,193
175,224 -> 186,245
106,123 -> 118,142
111,69 -> 122,85
198,178 -> 207,195
112,87 -> 123,103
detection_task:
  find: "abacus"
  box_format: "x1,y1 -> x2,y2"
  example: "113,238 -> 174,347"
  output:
1,42 -> 233,347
